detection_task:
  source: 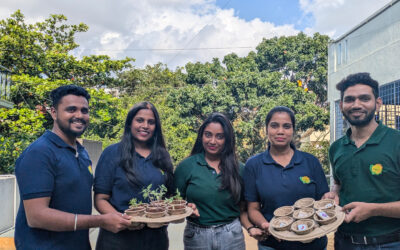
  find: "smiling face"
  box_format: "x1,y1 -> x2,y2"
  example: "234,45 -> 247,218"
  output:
130,108 -> 156,146
266,112 -> 294,148
202,122 -> 225,158
51,94 -> 89,140
340,84 -> 382,127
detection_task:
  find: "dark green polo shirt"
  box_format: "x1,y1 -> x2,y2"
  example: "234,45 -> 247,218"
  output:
174,153 -> 241,226
330,122 -> 400,236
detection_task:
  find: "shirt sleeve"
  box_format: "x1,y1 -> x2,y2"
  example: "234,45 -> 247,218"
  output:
173,160 -> 191,199
329,145 -> 340,184
15,146 -> 55,200
94,145 -> 118,195
243,159 -> 259,202
311,156 -> 329,199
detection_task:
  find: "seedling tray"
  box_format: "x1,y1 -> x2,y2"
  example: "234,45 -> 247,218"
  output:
130,206 -> 193,224
269,205 -> 345,243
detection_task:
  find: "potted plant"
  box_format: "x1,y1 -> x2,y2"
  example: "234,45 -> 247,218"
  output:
141,184 -> 167,218
170,189 -> 187,206
124,198 -> 146,217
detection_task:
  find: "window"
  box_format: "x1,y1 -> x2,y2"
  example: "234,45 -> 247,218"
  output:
334,100 -> 348,140
378,80 -> 400,130
336,43 -> 342,65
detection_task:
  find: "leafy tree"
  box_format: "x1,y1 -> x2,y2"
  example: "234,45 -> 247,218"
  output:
0,10 -> 133,85
255,33 -> 330,105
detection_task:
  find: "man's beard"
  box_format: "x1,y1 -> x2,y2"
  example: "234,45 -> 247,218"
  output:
57,118 -> 87,138
343,106 -> 376,127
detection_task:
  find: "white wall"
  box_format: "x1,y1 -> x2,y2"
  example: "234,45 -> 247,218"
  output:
328,0 -> 400,141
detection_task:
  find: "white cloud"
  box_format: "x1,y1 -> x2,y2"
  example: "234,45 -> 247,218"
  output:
300,0 -> 392,38
0,0 -> 299,68
0,0 -> 393,68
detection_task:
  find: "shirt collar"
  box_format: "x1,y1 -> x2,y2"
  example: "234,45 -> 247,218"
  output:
262,146 -> 302,167
196,152 -> 209,166
343,121 -> 387,145
44,130 -> 84,152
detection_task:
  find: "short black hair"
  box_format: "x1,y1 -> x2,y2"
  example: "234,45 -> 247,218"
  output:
50,85 -> 91,108
336,72 -> 379,100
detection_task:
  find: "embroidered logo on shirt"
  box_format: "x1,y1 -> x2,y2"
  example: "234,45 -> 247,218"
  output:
370,164 -> 383,175
299,176 -> 311,184
88,165 -> 93,175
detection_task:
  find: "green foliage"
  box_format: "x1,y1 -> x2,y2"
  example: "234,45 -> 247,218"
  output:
255,33 -> 330,105
128,198 -> 143,207
0,10 -> 133,84
0,107 -> 46,173
0,11 -> 331,174
301,140 -> 330,174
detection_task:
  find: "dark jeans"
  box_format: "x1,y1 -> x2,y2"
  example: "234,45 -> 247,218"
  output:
335,232 -> 400,250
96,226 -> 168,250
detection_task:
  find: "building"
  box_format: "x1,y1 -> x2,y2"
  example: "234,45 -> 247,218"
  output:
328,0 -> 400,142
0,65 -> 13,108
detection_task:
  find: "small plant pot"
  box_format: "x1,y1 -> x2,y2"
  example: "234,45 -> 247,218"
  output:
292,207 -> 315,220
270,216 -> 294,231
314,199 -> 335,211
125,207 -> 146,217
273,206 -> 294,217
167,205 -> 186,215
150,200 -> 168,207
313,210 -> 337,225
170,200 -> 187,206
291,219 -> 315,235
129,203 -> 147,209
145,206 -> 166,218
294,198 -> 315,209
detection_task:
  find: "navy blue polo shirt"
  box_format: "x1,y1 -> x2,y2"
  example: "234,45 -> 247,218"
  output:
243,149 -> 329,250
94,143 -> 166,212
15,131 -> 93,250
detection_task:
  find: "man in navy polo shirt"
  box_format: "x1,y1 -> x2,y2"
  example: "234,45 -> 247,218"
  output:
14,85 -> 132,250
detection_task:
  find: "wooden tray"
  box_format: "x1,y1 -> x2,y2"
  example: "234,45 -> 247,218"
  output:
269,205 -> 345,243
130,207 -> 193,224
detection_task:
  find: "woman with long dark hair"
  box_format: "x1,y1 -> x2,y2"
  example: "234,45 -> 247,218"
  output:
94,102 -> 174,250
243,106 -> 329,250
175,112 -> 262,250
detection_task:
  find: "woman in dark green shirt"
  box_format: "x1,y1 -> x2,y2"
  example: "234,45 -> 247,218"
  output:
175,112 -> 262,250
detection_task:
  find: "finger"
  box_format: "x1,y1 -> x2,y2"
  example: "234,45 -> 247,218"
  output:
343,202 -> 356,211
122,213 -> 131,220
344,212 -> 355,223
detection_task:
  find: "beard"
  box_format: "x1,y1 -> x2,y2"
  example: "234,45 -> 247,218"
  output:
56,118 -> 88,138
343,106 -> 376,127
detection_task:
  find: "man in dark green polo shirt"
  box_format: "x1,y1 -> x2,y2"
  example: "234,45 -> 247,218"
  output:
323,73 -> 400,249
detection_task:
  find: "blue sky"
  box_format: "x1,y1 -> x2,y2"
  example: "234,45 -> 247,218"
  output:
216,0 -> 314,30
0,0 -> 392,68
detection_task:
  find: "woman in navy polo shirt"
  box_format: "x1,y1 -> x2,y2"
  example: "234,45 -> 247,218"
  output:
243,106 -> 329,250
93,102 -> 174,250
175,112 -> 262,250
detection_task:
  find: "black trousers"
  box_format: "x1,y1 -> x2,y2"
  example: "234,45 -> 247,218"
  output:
96,226 -> 169,250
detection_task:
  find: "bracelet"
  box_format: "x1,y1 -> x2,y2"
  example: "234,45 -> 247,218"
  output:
74,214 -> 78,231
246,226 -> 257,232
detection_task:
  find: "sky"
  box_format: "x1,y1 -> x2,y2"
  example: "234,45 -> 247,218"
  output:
0,0 -> 393,69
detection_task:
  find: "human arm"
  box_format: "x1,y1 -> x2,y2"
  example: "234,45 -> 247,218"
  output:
343,201 -> 400,223
240,201 -> 264,240
322,181 -> 340,205
174,160 -> 200,218
24,197 -> 131,233
248,201 -> 270,232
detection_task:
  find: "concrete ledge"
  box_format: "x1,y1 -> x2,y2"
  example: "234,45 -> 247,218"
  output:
0,175 -> 16,234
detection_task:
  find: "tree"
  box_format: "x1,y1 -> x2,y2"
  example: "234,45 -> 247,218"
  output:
0,10 -> 133,86
255,33 -> 330,105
